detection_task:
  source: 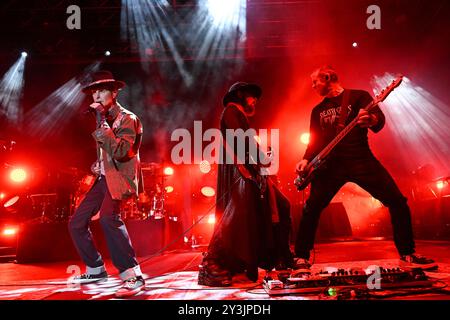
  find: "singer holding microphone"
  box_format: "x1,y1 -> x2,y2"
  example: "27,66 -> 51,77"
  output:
68,70 -> 145,297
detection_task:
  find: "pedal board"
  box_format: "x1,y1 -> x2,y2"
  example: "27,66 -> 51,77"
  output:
263,267 -> 433,296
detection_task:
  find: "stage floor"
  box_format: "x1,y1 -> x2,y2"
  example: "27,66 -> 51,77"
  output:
1,240 -> 449,300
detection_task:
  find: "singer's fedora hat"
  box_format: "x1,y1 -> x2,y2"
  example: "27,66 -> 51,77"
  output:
82,70 -> 125,93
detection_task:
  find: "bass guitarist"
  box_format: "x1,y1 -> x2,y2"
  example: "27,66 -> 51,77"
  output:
294,66 -> 436,271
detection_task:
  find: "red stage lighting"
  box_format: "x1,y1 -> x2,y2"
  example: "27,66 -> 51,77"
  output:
199,160 -> 211,174
201,186 -> 216,198
2,226 -> 18,237
300,133 -> 310,145
207,214 -> 216,224
436,181 -> 445,190
10,168 -> 27,183
164,167 -> 174,176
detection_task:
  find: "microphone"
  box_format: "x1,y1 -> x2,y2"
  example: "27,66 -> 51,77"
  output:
83,102 -> 104,115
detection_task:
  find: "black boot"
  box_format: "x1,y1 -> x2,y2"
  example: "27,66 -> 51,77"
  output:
198,253 -> 231,287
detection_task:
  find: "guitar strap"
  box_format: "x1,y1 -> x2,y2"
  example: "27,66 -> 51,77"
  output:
336,89 -> 351,134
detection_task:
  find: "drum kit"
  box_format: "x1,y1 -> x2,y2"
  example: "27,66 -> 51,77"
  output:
123,162 -> 169,220
1,138 -> 169,222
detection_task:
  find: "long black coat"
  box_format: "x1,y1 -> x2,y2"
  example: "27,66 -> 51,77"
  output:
208,104 -> 289,280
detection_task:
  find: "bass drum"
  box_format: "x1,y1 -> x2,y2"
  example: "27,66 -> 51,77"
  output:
73,174 -> 100,220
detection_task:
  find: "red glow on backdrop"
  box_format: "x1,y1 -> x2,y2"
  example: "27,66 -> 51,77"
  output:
9,168 -> 27,183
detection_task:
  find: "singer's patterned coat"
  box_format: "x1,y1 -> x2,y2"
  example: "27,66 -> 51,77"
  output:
91,103 -> 144,200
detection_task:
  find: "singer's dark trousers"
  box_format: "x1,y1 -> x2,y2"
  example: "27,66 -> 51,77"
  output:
68,176 -> 138,273
295,156 -> 416,259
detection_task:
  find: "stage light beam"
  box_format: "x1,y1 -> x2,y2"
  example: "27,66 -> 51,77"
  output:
371,73 -> 450,176
0,53 -> 27,125
25,62 -> 100,139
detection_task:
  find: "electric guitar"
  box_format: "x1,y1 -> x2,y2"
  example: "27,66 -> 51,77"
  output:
294,75 -> 404,191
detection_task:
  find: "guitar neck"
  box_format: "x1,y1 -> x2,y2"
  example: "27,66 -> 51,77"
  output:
309,100 -> 377,167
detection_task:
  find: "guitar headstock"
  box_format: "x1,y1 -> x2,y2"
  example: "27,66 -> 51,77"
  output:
373,75 -> 403,104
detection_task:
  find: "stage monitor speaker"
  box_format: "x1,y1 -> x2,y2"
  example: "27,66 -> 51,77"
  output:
16,222 -> 80,263
412,197 -> 450,240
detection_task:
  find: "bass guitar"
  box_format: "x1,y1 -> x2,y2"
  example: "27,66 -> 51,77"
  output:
294,75 -> 404,190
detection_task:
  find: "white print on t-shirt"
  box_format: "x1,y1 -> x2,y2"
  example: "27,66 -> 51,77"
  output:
320,104 -> 352,128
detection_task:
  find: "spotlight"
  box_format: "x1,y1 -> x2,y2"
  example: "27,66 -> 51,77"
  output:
0,193 -> 5,200
300,133 -> 310,145
104,51 -> 111,56
164,167 -> 174,176
207,214 -> 216,224
165,186 -> 174,193
9,168 -> 27,183
21,52 -> 28,58
199,160 -> 211,174
352,42 -> 358,48
436,181 -> 446,190
201,186 -> 216,198
2,226 -> 18,237
206,0 -> 244,27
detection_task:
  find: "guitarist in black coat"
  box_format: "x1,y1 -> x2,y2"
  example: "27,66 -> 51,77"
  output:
198,82 -> 293,287
294,66 -> 436,271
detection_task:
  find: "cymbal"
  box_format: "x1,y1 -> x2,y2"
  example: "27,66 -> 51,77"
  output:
30,193 -> 57,197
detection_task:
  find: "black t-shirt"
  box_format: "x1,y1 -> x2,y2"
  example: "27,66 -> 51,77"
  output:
303,89 -> 385,161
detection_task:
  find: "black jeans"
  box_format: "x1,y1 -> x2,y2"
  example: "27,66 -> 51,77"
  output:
295,156 -> 415,259
68,177 -> 139,274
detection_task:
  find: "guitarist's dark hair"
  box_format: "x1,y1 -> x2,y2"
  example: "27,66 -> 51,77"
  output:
315,65 -> 338,83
